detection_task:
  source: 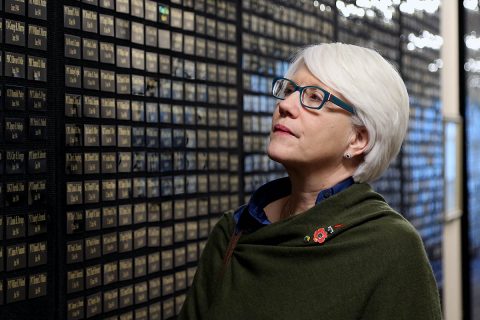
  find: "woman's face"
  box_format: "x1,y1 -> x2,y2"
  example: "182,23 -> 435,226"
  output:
267,64 -> 355,170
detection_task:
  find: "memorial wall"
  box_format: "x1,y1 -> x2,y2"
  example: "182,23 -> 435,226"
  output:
0,0 -> 443,319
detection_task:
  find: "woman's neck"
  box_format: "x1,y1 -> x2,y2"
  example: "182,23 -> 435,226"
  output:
280,165 -> 353,219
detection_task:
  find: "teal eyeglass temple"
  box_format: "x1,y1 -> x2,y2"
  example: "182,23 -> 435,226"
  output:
272,77 -> 356,115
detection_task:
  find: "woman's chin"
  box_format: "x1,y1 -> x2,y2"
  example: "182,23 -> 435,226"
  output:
267,145 -> 296,164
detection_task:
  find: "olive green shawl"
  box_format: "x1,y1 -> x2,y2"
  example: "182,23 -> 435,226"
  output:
179,183 -> 442,320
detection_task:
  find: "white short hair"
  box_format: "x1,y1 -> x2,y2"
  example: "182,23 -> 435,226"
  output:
285,43 -> 410,183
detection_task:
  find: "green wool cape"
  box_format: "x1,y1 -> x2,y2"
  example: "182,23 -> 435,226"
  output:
178,183 -> 442,320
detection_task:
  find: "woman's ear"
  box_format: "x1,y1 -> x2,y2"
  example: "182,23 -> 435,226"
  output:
347,126 -> 369,157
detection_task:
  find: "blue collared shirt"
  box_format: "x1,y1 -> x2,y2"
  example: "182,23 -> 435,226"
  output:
234,176 -> 355,233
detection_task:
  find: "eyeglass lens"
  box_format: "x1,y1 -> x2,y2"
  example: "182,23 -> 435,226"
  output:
273,79 -> 325,108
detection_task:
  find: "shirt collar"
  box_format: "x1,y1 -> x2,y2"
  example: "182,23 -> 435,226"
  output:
234,176 -> 355,233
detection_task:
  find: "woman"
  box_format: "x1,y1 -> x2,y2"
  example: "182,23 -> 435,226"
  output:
179,43 -> 442,319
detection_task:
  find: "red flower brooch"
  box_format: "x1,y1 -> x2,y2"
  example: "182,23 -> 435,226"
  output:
305,224 -> 345,244
313,227 -> 328,244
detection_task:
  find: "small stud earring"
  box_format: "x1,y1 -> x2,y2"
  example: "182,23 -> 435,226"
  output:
344,153 -> 352,159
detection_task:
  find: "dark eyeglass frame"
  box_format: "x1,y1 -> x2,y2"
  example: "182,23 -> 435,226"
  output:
271,77 -> 356,115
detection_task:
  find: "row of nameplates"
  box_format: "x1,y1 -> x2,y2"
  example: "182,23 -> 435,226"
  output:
0,273 -> 47,305
64,65 -> 237,104
1,19 -> 47,50
64,151 -> 239,174
62,0 -> 236,21
0,86 -> 46,111
0,177 -> 236,206
65,225 -> 205,264
66,276 -> 188,319
0,52 -> 46,80
0,0 -> 47,19
0,150 -> 239,175
65,203 -> 214,233
64,175 -> 238,205
0,117 -> 47,142
0,180 -> 46,207
64,95 -> 239,126
0,212 -> 47,239
0,54 -> 236,85
64,124 -> 238,148
0,241 -> 47,271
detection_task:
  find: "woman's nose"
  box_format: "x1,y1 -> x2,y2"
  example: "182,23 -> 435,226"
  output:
277,92 -> 301,118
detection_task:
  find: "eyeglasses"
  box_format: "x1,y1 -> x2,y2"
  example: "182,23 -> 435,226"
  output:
271,77 -> 356,114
